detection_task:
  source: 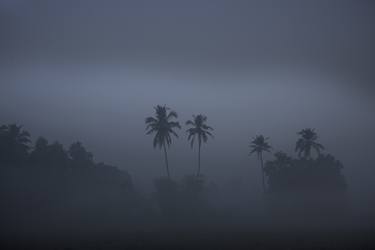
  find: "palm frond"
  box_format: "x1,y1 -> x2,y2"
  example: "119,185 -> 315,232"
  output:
187,132 -> 195,141
146,128 -> 157,135
202,132 -> 208,143
205,131 -> 214,138
249,147 -> 258,155
152,135 -> 159,148
169,128 -> 179,138
145,117 -> 157,124
167,111 -> 178,120
202,124 -> 213,131
185,120 -> 195,126
186,127 -> 196,134
168,121 -> 181,129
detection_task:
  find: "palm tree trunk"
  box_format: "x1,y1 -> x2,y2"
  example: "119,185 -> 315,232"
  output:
197,143 -> 201,177
305,145 -> 311,159
163,143 -> 170,178
260,152 -> 266,193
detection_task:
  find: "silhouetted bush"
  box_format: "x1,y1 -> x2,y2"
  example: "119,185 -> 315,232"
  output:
153,175 -> 216,224
180,175 -> 211,216
153,177 -> 180,220
264,152 -> 346,193
263,151 -> 348,223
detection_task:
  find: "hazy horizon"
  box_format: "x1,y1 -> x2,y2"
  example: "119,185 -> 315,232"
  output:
1,0 -> 374,206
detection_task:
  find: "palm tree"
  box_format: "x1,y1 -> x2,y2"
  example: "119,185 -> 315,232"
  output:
249,135 -> 272,193
295,128 -> 324,159
186,114 -> 214,176
145,105 -> 181,178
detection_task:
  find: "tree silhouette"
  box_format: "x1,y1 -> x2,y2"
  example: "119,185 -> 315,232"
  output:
145,105 -> 181,178
265,152 -> 346,192
69,141 -> 93,167
0,123 -> 138,236
264,151 -> 292,174
186,114 -> 214,176
29,137 -> 69,167
28,137 -> 48,164
249,135 -> 272,193
0,124 -> 31,164
273,151 -> 292,168
295,128 -> 324,159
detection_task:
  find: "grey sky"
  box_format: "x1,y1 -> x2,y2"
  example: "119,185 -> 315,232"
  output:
0,1 -> 374,197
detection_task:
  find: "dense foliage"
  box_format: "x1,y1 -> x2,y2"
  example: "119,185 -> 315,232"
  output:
0,124 -> 139,234
264,152 -> 346,192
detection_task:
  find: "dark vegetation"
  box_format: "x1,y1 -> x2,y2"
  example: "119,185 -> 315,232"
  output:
265,152 -> 346,193
0,110 -> 371,249
0,124 -> 139,237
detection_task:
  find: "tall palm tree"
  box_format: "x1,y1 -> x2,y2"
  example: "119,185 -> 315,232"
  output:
249,135 -> 272,193
145,105 -> 181,178
186,114 -> 214,176
295,128 -> 324,159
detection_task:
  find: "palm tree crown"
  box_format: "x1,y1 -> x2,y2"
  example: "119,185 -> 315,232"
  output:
249,135 -> 272,158
186,114 -> 214,176
295,128 -> 324,159
145,105 -> 181,149
186,115 -> 213,148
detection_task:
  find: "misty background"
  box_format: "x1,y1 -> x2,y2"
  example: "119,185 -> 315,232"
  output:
0,0 -> 374,216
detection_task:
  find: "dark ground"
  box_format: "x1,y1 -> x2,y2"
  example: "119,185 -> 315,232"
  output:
1,223 -> 375,250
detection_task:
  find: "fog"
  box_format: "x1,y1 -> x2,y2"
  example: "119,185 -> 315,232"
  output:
1,0 -> 375,248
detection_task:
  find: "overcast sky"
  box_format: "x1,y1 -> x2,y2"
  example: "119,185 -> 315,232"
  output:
0,0 -> 374,196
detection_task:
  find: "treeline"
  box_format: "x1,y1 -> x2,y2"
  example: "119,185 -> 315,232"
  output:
0,123 -> 218,235
249,129 -> 346,193
0,111 -> 348,236
0,124 -> 133,193
0,124 -> 140,234
265,152 -> 346,193
145,105 -> 346,193
143,105 -> 348,223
